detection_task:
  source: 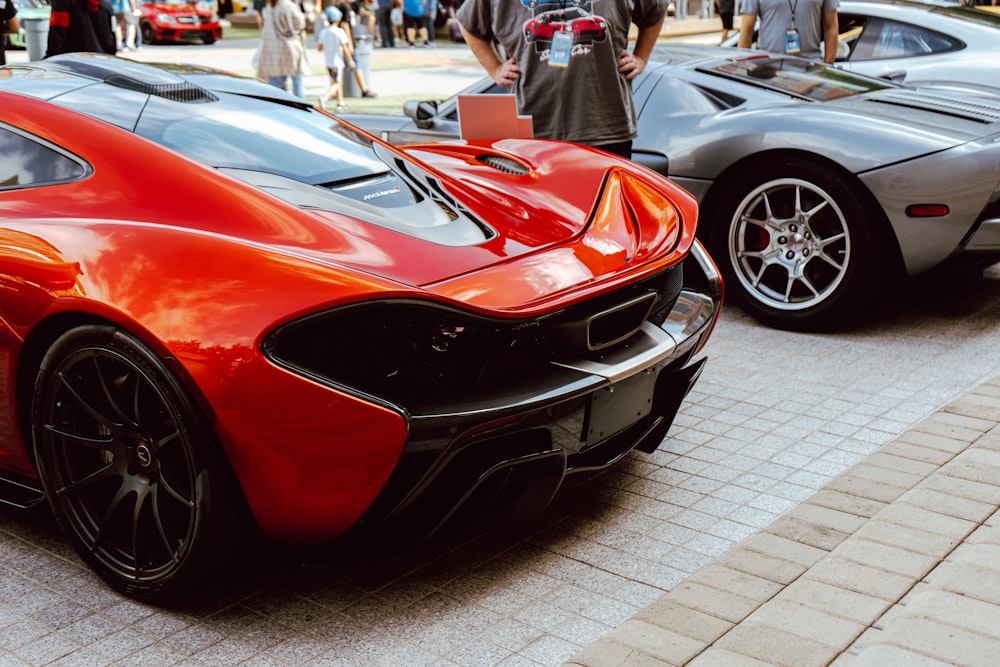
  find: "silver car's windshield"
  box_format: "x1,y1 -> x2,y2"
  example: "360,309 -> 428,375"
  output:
703,55 -> 895,101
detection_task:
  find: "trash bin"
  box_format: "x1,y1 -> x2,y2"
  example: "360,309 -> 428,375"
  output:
22,17 -> 49,61
344,33 -> 374,98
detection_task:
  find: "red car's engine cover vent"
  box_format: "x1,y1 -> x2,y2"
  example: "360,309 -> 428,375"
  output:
476,154 -> 531,175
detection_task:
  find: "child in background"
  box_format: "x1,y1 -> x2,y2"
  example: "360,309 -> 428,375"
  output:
390,0 -> 403,43
317,5 -> 352,111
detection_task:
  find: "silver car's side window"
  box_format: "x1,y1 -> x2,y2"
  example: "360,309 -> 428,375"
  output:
849,16 -> 962,61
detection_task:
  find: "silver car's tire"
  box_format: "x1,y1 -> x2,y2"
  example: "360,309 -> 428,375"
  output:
709,159 -> 878,330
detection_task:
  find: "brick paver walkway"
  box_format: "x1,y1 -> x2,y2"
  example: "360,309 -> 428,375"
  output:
569,378 -> 1000,666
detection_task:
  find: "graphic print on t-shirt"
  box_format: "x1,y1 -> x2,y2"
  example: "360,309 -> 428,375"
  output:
521,0 -> 608,62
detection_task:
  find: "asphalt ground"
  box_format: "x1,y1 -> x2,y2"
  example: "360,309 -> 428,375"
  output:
5,20 -> 1000,667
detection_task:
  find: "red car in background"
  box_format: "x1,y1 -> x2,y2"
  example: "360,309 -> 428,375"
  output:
139,0 -> 222,44
524,6 -> 607,45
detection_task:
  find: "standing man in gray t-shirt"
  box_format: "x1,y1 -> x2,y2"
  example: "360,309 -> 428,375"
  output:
738,0 -> 839,63
457,0 -> 668,159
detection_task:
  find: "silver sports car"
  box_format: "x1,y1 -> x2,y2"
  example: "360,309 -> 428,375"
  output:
344,45 -> 1000,330
725,0 -> 1000,92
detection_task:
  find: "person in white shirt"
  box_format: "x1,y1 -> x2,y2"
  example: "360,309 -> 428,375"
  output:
317,5 -> 353,110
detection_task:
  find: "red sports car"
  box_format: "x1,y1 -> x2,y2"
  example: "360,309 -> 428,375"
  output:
524,6 -> 608,45
0,54 -> 721,601
139,0 -> 222,44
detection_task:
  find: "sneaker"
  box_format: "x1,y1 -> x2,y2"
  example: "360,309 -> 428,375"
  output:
317,95 -> 327,110
362,90 -> 378,98
336,103 -> 346,111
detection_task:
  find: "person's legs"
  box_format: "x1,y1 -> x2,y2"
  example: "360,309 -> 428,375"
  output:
320,67 -> 344,108
319,70 -> 332,108
113,13 -> 125,50
353,69 -> 377,97
334,67 -> 345,106
720,12 -> 733,41
130,13 -> 142,48
404,14 -> 418,45
422,14 -> 434,45
125,17 -> 136,48
292,74 -> 304,99
268,75 -> 288,90
377,5 -> 394,46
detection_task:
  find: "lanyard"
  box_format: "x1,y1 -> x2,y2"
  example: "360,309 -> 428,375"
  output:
786,0 -> 798,25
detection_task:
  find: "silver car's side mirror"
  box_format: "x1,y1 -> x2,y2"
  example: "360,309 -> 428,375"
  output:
879,70 -> 907,83
403,100 -> 440,129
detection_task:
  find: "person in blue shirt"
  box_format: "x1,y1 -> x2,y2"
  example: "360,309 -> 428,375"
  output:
402,0 -> 428,46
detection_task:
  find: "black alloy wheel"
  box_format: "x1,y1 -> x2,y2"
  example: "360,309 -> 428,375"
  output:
32,325 -> 228,601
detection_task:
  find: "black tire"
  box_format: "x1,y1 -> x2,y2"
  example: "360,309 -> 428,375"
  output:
31,325 -> 230,602
708,158 -> 878,331
140,21 -> 155,45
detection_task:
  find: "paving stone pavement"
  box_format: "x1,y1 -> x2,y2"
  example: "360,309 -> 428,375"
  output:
6,28 -> 1000,667
567,378 -> 1000,667
3,266 -> 1000,666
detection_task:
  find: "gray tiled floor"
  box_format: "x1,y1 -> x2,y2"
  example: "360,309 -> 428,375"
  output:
4,266 -> 1000,666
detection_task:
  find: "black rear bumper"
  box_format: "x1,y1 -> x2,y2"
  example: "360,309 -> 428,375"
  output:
341,243 -> 722,544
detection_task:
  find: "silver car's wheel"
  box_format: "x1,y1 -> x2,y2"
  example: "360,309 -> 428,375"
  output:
710,159 -> 878,330
730,177 -> 849,310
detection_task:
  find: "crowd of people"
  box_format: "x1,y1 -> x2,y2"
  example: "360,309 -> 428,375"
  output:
26,0 -> 998,154
253,0 -> 463,101
256,0 -> 379,102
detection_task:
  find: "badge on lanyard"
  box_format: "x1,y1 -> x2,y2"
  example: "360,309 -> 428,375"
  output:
549,30 -> 572,67
784,28 -> 800,54
783,0 -> 802,54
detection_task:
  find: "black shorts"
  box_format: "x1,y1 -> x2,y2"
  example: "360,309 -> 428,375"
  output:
716,0 -> 735,28
403,13 -> 422,31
